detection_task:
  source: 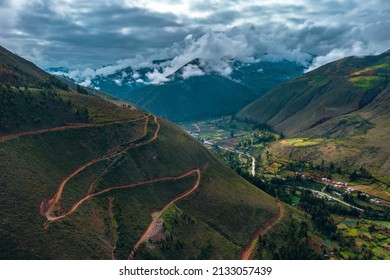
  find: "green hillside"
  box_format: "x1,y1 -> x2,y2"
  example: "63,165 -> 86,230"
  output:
238,50 -> 389,135
238,50 -> 390,177
0,45 -> 321,259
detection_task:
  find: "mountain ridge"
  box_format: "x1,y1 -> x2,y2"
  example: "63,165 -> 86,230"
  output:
238,50 -> 390,177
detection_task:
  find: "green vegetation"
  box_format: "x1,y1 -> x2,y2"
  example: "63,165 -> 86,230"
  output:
279,138 -> 324,147
349,76 -> 386,89
237,49 -> 389,136
0,85 -> 89,134
5,46 -> 284,260
0,48 -> 288,260
309,75 -> 330,86
194,114 -> 389,259
257,210 -> 321,260
351,63 -> 390,76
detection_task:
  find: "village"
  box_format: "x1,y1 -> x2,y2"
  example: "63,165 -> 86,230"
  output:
294,172 -> 385,206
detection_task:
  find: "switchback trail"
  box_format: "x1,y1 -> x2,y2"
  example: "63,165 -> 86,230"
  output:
44,169 -> 200,222
129,169 -> 201,260
40,114 -> 157,220
240,202 -> 285,260
39,113 -> 201,260
0,115 -> 149,143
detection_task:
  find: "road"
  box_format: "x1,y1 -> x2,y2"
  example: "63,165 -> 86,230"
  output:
0,115 -> 149,143
240,202 -> 285,260
189,125 -> 256,177
40,115 -> 159,221
300,187 -> 364,212
39,114 -> 202,260
128,169 -> 201,259
44,169 -> 200,222
216,145 -> 256,177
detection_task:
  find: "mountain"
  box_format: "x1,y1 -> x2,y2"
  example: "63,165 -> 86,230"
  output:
0,46 -> 320,259
48,61 -> 168,100
49,58 -> 303,122
124,59 -> 303,122
230,59 -> 304,94
127,74 -> 256,122
238,50 -> 390,177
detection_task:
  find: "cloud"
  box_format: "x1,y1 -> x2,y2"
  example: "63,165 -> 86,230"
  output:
1,0 -> 388,81
181,64 -> 204,79
143,31 -> 258,83
146,69 -> 170,84
305,42 -> 366,72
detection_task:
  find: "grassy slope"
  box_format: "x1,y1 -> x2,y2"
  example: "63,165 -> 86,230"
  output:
270,85 -> 390,177
0,46 -> 50,85
238,51 -> 390,177
237,50 -> 389,136
0,112 -> 280,259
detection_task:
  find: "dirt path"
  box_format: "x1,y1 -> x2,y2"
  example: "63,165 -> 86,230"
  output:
0,115 -> 149,143
40,115 -> 157,220
240,202 -> 285,260
129,169 -> 201,259
39,113 -> 201,260
45,169 -> 199,221
133,115 -> 160,147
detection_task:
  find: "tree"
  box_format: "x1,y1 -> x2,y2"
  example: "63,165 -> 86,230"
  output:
77,84 -> 88,95
349,171 -> 358,181
329,162 -> 335,172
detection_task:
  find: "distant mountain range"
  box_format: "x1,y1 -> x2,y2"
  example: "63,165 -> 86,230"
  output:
126,59 -> 303,122
48,57 -> 304,122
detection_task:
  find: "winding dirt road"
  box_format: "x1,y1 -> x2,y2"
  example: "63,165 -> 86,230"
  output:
0,115 -> 149,143
44,169 -> 200,222
240,202 -> 285,260
40,114 -> 158,220
129,169 -> 201,259
38,113 -> 202,260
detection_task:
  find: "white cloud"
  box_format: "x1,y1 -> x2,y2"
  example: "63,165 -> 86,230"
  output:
25,0 -> 388,85
305,41 -> 383,72
146,69 -> 170,84
80,78 -> 91,87
131,71 -> 140,79
143,31 -> 258,84
113,78 -> 122,86
181,64 -> 204,79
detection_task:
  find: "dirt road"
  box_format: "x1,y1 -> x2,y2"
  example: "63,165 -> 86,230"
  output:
129,169 -> 201,259
240,202 -> 285,260
40,115 -> 158,220
0,115 -> 149,143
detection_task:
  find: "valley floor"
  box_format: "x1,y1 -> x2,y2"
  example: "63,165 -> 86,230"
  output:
180,116 -> 390,260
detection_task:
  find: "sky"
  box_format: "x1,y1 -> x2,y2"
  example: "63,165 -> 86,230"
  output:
1,0 -> 389,81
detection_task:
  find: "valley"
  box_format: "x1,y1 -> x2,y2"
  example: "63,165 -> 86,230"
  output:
181,115 -> 390,259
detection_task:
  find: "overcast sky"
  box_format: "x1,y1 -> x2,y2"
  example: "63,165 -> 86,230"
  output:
1,0 -> 389,71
